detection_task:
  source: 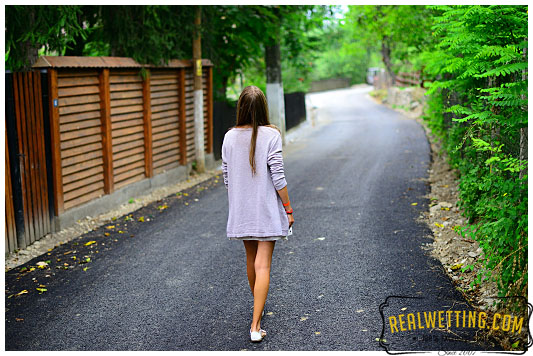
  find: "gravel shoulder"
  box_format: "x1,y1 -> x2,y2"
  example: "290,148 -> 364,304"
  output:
371,94 -> 518,350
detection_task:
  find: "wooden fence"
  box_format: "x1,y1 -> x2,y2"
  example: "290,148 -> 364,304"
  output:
4,56 -> 213,255
33,56 -> 213,216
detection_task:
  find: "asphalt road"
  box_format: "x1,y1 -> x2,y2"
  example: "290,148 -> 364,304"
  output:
5,85 -> 500,351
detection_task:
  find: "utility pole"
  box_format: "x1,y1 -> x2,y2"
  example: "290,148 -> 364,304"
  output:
265,7 -> 286,144
193,6 -> 206,173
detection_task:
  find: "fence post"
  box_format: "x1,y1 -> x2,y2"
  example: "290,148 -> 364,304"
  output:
142,69 -> 153,178
193,6 -> 206,172
45,70 -> 64,219
99,68 -> 114,194
179,68 -> 187,165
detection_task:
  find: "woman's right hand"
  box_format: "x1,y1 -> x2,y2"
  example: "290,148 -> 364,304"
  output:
287,213 -> 294,227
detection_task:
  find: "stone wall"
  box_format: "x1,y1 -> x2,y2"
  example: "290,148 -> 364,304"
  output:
383,86 -> 427,116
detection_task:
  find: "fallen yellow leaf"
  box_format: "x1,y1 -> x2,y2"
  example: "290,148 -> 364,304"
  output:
434,223 -> 444,228
104,233 -> 110,236
16,290 -> 28,296
315,332 -> 321,335
138,216 -> 145,222
106,225 -> 115,229
451,263 -> 463,271
411,202 -> 418,206
85,241 -> 96,246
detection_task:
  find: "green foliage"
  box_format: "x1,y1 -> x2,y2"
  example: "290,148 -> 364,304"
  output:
421,5 -> 528,303
6,5 -> 87,70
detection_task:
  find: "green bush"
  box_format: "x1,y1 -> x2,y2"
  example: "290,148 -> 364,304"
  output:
420,5 -> 528,306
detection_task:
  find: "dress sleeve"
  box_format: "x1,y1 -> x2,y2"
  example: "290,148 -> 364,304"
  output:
221,135 -> 229,189
267,133 -> 287,191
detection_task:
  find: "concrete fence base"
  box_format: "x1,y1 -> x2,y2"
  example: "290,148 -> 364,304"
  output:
53,153 -> 215,232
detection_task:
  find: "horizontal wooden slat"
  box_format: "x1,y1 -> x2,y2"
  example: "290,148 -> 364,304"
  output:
110,97 -> 143,108
110,104 -> 143,116
114,161 -> 144,176
153,141 -> 179,154
64,180 -> 105,201
62,165 -> 104,185
60,142 -> 102,159
58,71 -> 100,78
151,96 -> 178,106
153,129 -> 179,142
59,102 -> 101,116
114,168 -> 145,185
63,173 -> 103,194
58,76 -> 99,88
59,94 -> 100,107
109,75 -> 142,84
153,153 -> 180,168
111,117 -> 144,130
150,77 -> 178,86
152,115 -> 178,128
154,161 -> 180,175
110,90 -> 143,100
62,157 -> 103,176
112,125 -> 144,138
59,110 -> 100,125
58,85 -> 100,98
110,111 -> 143,123
112,131 -> 144,146
60,134 -> 101,151
62,150 -> 103,168
150,83 -> 179,93
152,102 -> 178,114
152,109 -> 179,121
152,122 -> 179,134
114,152 -> 144,170
110,82 -> 142,92
114,144 -> 144,160
60,117 -> 101,133
112,139 -> 143,154
150,90 -> 178,99
115,173 -> 145,190
60,126 -> 101,142
153,134 -> 179,148
150,72 -> 179,80
64,188 -> 105,210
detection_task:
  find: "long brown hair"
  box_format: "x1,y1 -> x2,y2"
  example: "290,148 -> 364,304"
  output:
235,86 -> 271,175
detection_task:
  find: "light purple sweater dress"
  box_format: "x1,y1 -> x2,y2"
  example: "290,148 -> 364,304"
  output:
222,126 -> 289,241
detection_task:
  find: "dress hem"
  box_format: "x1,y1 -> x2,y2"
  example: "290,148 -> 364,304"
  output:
229,235 -> 288,241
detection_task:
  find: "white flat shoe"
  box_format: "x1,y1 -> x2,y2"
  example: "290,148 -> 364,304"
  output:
250,328 -> 266,342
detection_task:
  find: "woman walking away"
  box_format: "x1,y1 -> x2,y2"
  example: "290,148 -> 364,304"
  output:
222,86 -> 295,343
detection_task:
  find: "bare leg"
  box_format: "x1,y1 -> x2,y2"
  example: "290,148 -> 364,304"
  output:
251,241 -> 276,333
243,240 -> 258,296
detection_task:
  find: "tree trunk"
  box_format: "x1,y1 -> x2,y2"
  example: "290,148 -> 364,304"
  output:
381,36 -> 395,87
22,7 -> 39,71
265,9 -> 286,144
